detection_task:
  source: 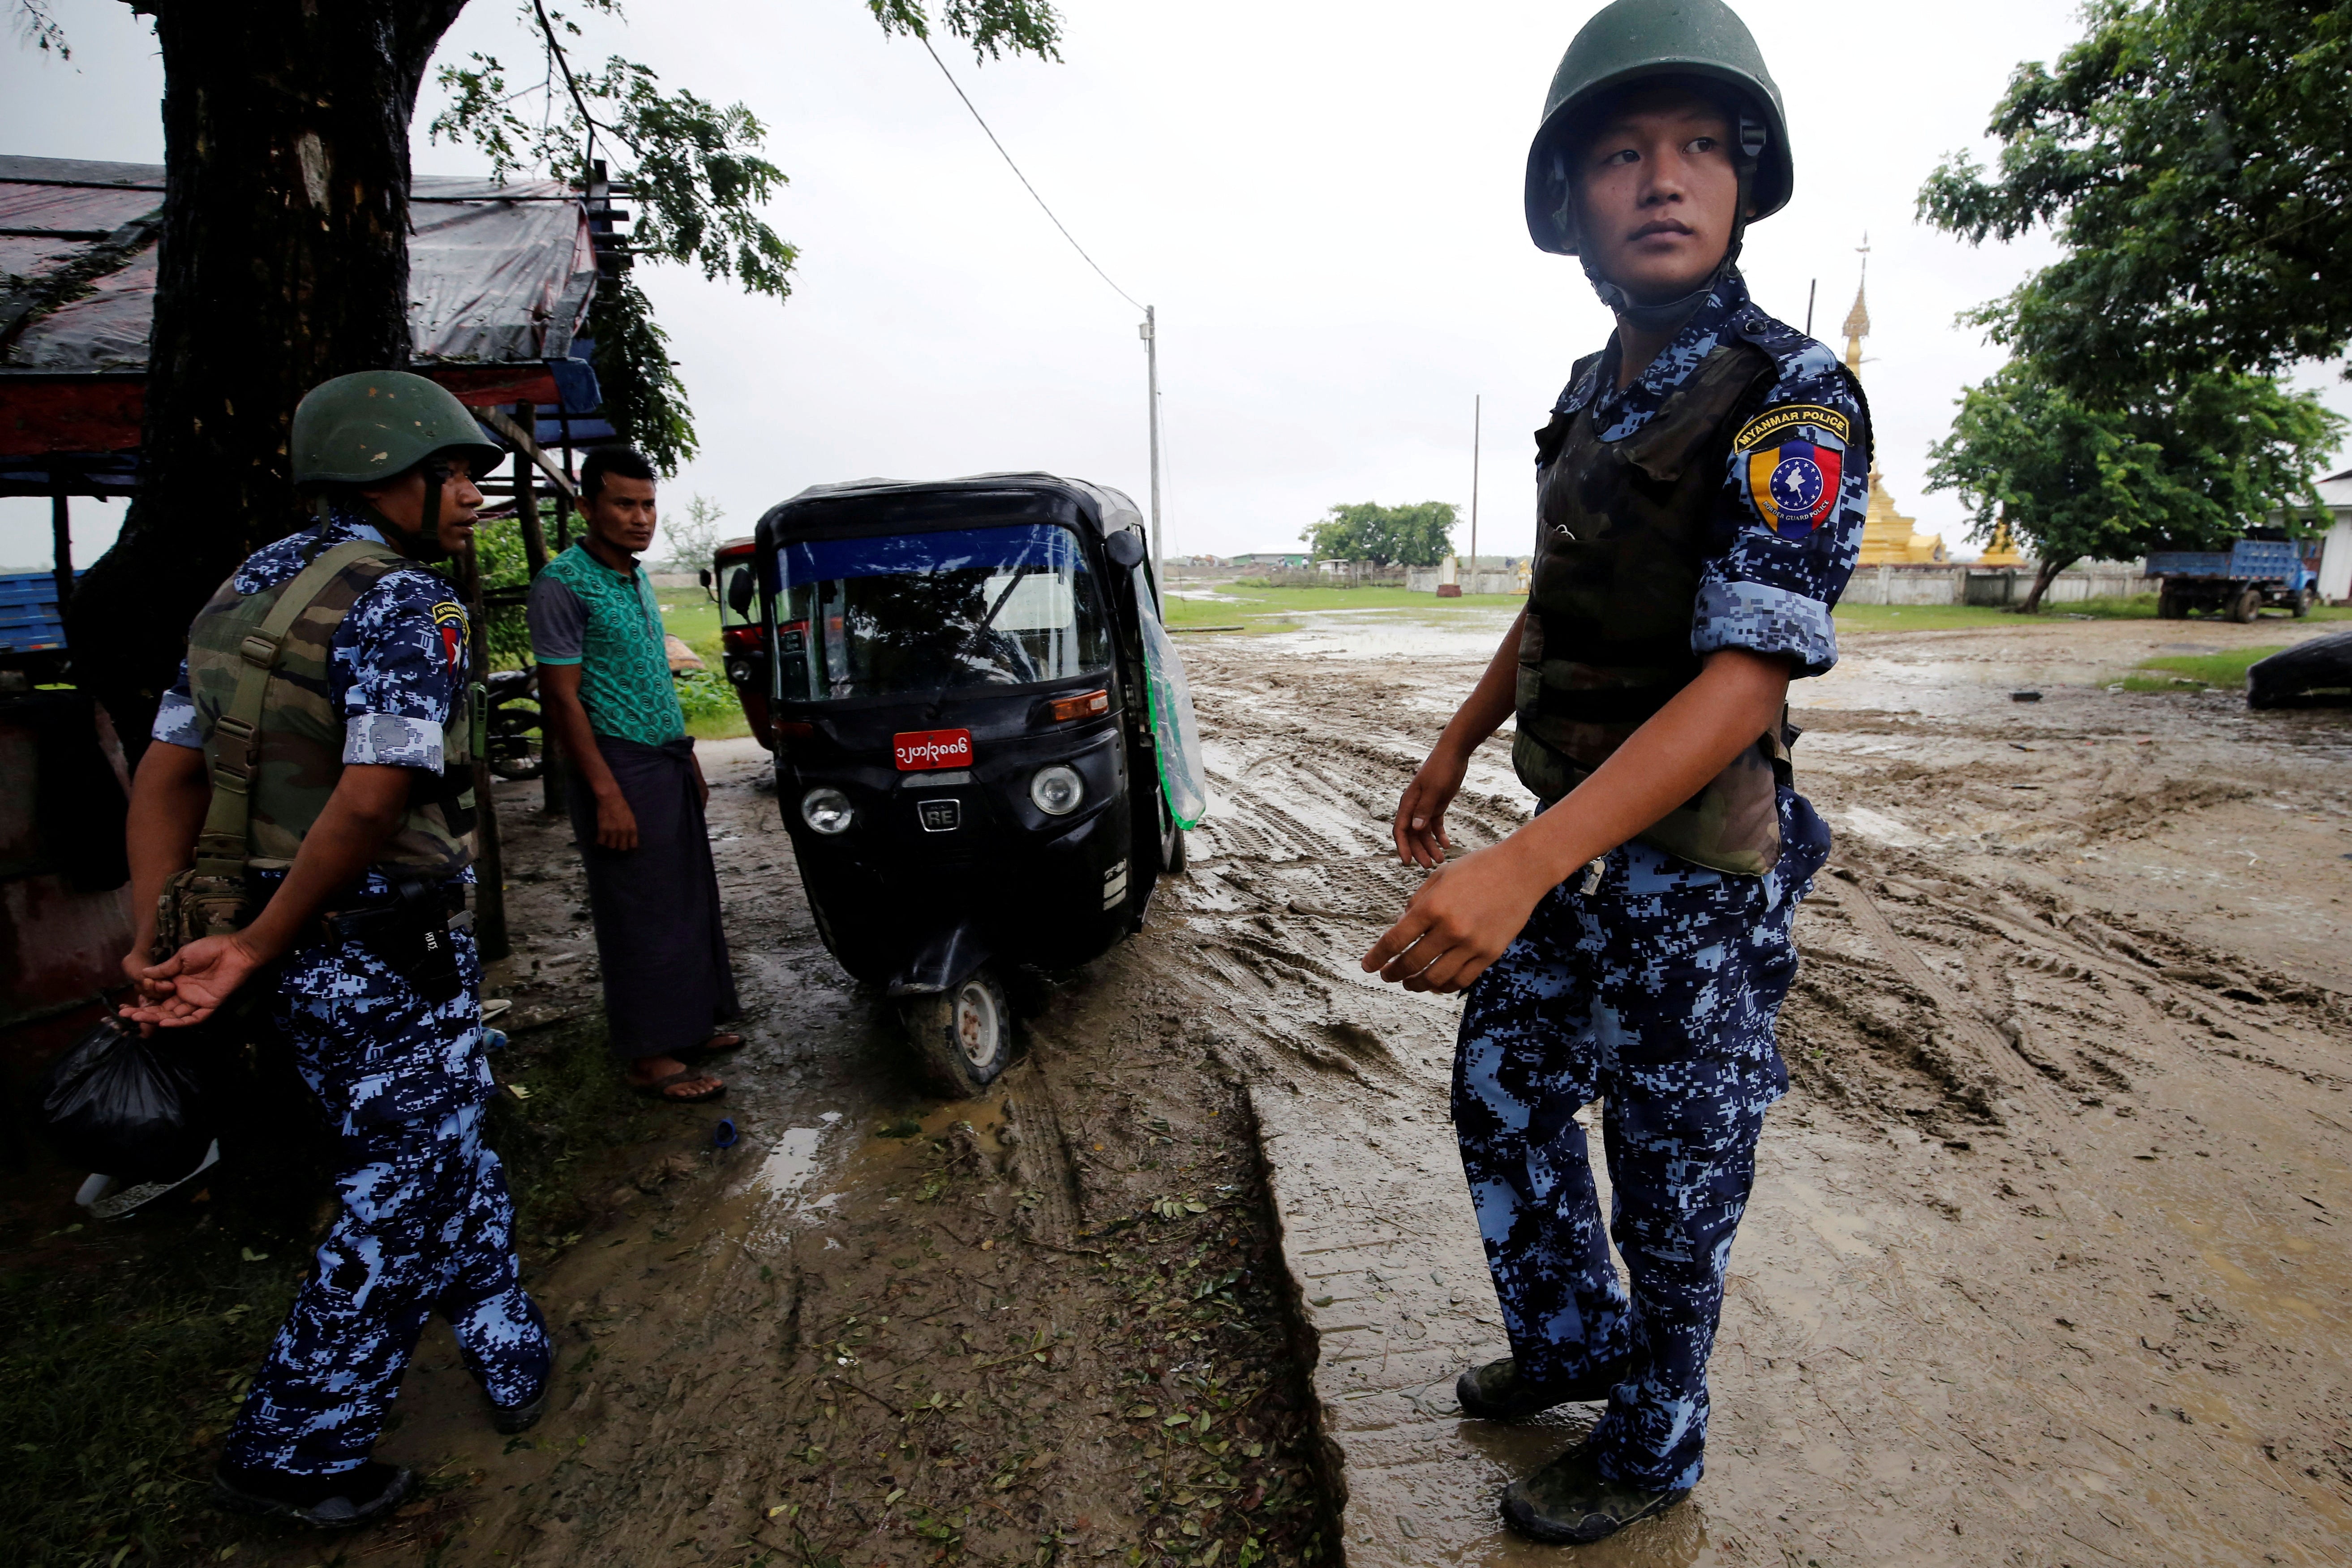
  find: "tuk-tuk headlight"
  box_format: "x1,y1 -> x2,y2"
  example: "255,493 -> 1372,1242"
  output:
801,787 -> 855,835
1030,765 -> 1084,816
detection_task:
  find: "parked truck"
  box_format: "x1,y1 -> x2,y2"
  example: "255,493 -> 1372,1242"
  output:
2145,533 -> 2321,622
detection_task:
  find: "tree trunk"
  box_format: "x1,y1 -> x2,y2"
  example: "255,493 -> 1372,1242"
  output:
2017,554 -> 2075,615
68,0 -> 470,760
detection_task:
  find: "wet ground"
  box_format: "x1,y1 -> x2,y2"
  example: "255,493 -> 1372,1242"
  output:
240,609 -> 2349,1568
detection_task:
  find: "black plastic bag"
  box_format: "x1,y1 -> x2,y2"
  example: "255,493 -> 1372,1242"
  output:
36,1016 -> 212,1180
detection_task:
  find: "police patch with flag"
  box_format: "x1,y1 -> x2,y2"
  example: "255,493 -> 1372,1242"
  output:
1734,404 -> 1847,538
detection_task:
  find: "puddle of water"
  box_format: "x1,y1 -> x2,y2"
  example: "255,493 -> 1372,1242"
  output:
1251,609 -> 1519,662
1829,804 -> 1928,849
751,1125 -> 828,1199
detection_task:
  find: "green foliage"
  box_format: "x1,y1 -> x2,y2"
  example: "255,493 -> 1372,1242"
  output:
865,0 -> 1064,60
673,667 -> 737,722
472,507 -> 546,667
1917,0 -> 2352,387
430,0 -> 1065,464
1300,502 -> 1459,567
590,274 -> 697,473
11,0 -> 67,57
658,492 -> 730,572
432,3 -> 795,296
1925,360 -> 2341,608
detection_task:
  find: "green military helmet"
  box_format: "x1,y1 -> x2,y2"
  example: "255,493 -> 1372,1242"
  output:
290,369 -> 506,489
1524,0 -> 1792,256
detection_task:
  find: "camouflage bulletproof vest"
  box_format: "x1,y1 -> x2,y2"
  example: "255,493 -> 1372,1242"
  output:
1515,337 -> 1792,876
184,538 -> 475,878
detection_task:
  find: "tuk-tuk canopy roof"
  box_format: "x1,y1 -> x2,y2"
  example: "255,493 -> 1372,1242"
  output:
757,473 -> 1146,543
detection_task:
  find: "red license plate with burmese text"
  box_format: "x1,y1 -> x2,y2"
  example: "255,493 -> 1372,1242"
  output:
893,728 -> 973,771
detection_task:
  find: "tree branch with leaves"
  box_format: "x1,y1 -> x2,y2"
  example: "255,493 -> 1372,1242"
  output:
1925,361 -> 2342,612
430,0 -> 1061,469
1917,0 -> 2352,392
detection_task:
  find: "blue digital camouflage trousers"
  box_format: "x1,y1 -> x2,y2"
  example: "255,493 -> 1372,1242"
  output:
1453,787 -> 1830,1493
225,911 -> 546,1478
224,1100 -> 550,1476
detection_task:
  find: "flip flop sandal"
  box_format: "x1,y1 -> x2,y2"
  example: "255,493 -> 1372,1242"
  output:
676,1031 -> 745,1064
631,1067 -> 726,1104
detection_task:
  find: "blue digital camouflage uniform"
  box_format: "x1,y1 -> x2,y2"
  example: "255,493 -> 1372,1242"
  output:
154,505 -> 549,1478
1456,270 -> 1861,1494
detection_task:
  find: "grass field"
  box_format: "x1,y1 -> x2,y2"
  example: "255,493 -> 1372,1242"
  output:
653,587 -> 751,740
1163,583 -> 1523,635
2120,646 -> 2285,692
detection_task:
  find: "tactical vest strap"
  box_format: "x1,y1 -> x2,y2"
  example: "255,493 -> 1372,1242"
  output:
189,540 -> 400,882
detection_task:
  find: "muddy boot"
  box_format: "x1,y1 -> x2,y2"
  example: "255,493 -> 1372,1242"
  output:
492,1379 -> 552,1435
211,1458 -> 412,1529
1455,1354 -> 1626,1421
1499,1441 -> 1691,1544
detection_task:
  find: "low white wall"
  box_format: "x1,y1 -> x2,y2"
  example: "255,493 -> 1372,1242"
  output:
1838,562 -> 2146,607
1406,568 -> 1522,594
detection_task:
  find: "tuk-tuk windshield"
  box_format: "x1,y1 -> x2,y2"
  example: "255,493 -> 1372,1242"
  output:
775,523 -> 1111,701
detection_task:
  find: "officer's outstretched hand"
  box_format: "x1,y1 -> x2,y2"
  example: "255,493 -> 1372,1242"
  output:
119,935 -> 265,1028
1392,745 -> 1469,868
1360,841 -> 1553,994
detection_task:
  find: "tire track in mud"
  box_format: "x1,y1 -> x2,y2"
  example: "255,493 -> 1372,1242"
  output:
1172,635 -> 2352,1565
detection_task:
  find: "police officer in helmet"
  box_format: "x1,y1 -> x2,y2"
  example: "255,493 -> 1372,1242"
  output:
121,371 -> 554,1528
1360,0 -> 1868,1543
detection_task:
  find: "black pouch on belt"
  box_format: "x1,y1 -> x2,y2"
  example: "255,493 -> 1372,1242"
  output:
332,878 -> 467,1005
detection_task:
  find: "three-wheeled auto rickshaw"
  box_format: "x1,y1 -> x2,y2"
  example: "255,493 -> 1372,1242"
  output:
707,536 -> 777,750
752,473 -> 1206,1095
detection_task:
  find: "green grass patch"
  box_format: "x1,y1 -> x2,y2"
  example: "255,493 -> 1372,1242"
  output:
2122,646 -> 2283,692
655,585 -> 721,653
1163,581 -> 1522,634
0,1013 -> 690,1564
1832,603 -> 2025,631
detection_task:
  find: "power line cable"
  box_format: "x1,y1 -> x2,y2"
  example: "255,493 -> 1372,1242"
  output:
917,34 -> 1143,313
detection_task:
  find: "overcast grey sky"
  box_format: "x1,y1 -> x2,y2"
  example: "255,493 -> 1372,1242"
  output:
6,0 -> 2348,572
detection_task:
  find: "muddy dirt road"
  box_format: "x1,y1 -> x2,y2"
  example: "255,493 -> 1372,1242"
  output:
1167,610 -> 2352,1567
281,611 -> 2348,1568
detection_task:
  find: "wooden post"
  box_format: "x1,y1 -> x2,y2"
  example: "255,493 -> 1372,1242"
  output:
50,487 -> 73,616
461,537 -> 511,962
511,402 -> 567,816
513,402 -> 550,576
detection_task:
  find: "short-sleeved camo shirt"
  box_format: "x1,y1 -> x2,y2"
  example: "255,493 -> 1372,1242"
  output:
1548,269 -> 1869,679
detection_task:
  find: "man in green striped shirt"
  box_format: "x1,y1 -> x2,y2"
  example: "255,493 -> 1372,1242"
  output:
528,447 -> 738,1102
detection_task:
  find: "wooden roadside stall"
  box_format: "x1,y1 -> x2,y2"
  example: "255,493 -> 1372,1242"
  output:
0,153 -> 624,1109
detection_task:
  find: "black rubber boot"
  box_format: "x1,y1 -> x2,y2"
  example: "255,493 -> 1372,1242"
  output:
1499,1441 -> 1691,1544
211,1458 -> 413,1529
492,1379 -> 551,1435
1455,1354 -> 1627,1422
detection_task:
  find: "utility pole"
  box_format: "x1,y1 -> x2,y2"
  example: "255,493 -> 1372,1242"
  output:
1141,305 -> 1163,617
1470,395 -> 1481,583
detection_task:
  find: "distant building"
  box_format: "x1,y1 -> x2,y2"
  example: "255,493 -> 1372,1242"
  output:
2288,468 -> 2352,603
1232,551 -> 1309,568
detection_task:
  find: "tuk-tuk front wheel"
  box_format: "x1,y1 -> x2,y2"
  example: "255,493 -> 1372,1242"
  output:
902,970 -> 1012,1098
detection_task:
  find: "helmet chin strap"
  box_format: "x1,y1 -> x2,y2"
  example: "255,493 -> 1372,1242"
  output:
1582,112 -> 1766,339
400,459 -> 455,564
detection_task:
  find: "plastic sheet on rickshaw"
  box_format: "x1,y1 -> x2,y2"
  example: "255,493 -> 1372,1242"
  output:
1137,607 -> 1206,830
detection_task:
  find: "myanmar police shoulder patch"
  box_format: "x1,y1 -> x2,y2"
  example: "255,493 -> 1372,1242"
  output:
1733,404 -> 1849,539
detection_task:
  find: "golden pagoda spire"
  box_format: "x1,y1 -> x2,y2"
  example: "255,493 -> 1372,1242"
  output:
1842,234 -> 1871,373
1840,236 -> 1948,567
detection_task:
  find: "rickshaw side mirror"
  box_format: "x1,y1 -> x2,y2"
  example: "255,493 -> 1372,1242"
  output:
1103,530 -> 1146,568
698,568 -> 713,599
727,570 -> 756,616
